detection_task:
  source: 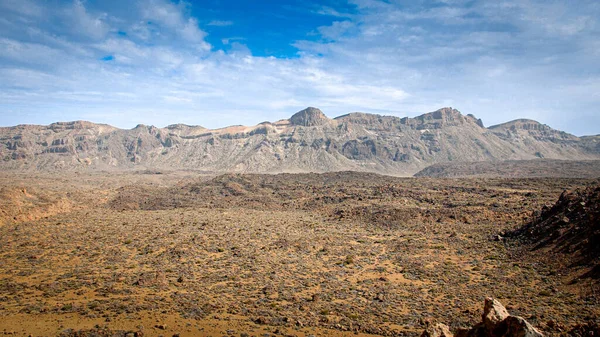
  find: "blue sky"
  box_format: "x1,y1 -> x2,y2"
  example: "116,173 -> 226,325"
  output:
0,0 -> 599,135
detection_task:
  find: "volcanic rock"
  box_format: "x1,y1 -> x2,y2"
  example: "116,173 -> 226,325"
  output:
421,323 -> 454,337
430,298 -> 542,337
508,185 -> 600,278
482,297 -> 510,332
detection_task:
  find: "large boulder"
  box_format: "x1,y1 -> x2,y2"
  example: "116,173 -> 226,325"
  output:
482,297 -> 510,333
423,298 -> 543,337
421,323 -> 454,337
499,316 -> 543,337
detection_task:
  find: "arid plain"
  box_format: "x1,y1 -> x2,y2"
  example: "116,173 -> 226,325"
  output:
0,170 -> 598,337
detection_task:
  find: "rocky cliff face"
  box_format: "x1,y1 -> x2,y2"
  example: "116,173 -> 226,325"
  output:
488,119 -> 583,159
1,107 -> 598,175
289,107 -> 331,126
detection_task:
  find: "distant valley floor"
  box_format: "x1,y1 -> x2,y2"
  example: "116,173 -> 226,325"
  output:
415,159 -> 600,178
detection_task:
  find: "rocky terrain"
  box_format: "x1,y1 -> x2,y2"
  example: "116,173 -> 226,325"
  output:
1,107 -> 599,175
421,298 -> 543,337
507,185 -> 600,282
0,171 -> 599,336
414,160 -> 600,178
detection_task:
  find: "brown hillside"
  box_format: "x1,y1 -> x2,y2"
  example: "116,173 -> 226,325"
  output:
414,160 -> 600,178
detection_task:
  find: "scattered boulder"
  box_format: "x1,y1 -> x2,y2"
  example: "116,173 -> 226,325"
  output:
567,321 -> 600,337
426,298 -> 543,337
500,316 -> 544,337
482,297 -> 509,333
133,271 -> 167,288
421,323 -> 454,337
59,328 -> 143,336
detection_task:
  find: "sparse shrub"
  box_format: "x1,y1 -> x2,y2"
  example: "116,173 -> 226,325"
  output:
344,255 -> 355,265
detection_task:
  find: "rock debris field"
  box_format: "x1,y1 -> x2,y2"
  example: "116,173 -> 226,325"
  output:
0,171 -> 598,337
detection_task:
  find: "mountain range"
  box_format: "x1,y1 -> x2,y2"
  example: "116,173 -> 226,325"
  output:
1,107 -> 599,176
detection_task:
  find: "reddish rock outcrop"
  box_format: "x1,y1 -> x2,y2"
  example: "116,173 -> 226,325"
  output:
426,298 -> 543,337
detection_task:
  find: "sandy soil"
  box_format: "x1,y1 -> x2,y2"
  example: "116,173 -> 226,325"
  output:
0,171 -> 598,336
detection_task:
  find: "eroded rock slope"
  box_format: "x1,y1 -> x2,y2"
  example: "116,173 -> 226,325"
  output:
1,107 -> 599,175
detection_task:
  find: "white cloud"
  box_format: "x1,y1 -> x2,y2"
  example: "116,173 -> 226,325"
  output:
180,18 -> 210,50
221,37 -> 245,45
0,38 -> 63,65
207,20 -> 233,27
68,0 -> 110,40
349,0 -> 389,10
138,0 -> 211,50
314,6 -> 354,18
0,0 -> 43,17
130,21 -> 152,40
0,67 -> 66,90
141,0 -> 186,28
318,21 -> 354,40
0,0 -> 598,136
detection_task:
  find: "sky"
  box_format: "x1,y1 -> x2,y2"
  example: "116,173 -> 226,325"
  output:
0,0 -> 599,135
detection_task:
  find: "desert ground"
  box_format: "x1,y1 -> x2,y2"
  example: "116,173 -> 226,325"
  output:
0,170 -> 598,337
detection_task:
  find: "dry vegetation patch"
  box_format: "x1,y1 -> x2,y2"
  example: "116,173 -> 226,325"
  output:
0,172 -> 598,336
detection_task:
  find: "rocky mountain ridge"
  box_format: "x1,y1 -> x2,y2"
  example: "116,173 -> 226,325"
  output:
1,107 -> 599,175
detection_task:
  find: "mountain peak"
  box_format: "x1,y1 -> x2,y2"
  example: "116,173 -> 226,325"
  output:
49,121 -> 105,130
411,107 -> 482,129
289,107 -> 330,126
489,119 -> 550,131
426,107 -> 462,119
